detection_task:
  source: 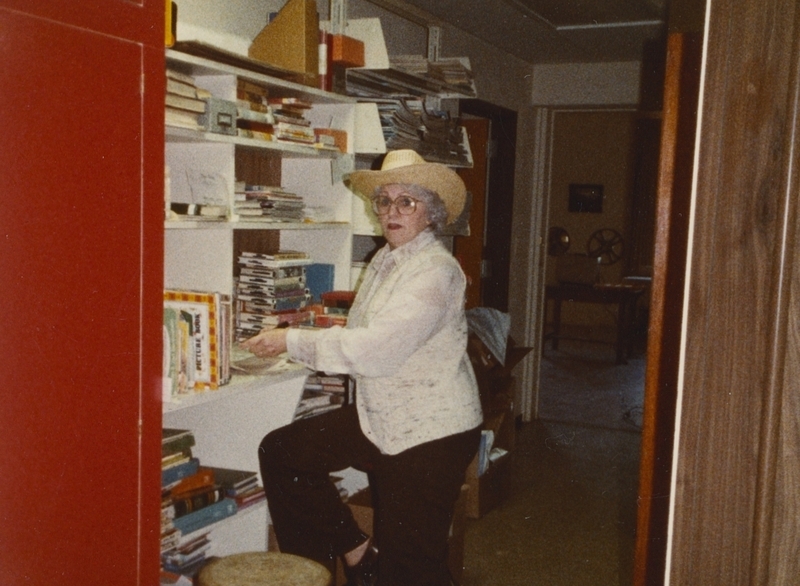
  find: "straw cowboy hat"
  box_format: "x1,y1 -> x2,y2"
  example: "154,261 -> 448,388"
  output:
345,149 -> 467,225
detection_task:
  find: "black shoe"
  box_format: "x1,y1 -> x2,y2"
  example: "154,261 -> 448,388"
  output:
343,542 -> 378,586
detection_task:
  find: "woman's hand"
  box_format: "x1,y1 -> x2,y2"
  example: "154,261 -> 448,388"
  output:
240,327 -> 289,358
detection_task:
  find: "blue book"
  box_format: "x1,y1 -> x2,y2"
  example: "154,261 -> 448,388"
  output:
171,498 -> 238,535
162,458 -> 200,487
305,263 -> 334,304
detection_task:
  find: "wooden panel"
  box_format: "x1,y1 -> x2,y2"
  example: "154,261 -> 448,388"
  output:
634,32 -> 701,586
670,0 -> 800,583
454,118 -> 490,309
0,2 -> 163,583
0,0 -> 163,47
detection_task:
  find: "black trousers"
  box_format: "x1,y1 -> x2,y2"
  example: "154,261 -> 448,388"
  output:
259,404 -> 480,586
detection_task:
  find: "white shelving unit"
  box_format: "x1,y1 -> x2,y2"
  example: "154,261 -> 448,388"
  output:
163,46 -> 365,554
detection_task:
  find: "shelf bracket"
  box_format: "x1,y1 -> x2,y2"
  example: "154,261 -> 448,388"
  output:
426,25 -> 442,111
330,0 -> 347,35
427,25 -> 440,62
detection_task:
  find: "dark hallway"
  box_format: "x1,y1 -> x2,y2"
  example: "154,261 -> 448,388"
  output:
462,332 -> 644,585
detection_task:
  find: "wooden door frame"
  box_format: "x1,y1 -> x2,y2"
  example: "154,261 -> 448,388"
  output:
527,105 -> 639,422
459,99 -> 517,313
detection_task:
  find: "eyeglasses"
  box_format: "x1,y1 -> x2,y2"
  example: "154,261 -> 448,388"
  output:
371,194 -> 421,216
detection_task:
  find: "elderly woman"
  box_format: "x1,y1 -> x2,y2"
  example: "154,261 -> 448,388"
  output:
242,149 -> 483,586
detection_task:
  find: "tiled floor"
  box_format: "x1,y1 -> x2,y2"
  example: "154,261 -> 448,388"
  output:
460,338 -> 644,585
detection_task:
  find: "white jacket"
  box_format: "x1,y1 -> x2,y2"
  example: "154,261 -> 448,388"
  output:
286,229 -> 483,454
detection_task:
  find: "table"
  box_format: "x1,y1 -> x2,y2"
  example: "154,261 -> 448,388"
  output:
544,283 -> 647,364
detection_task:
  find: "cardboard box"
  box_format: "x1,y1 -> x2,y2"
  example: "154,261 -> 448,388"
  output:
465,391 -> 515,519
464,331 -> 530,519
314,127 -> 348,153
248,0 -> 319,84
331,34 -> 365,67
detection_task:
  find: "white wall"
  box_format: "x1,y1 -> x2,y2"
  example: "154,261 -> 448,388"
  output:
531,61 -> 642,106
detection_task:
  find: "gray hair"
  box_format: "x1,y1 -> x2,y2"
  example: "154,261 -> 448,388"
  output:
373,183 -> 449,232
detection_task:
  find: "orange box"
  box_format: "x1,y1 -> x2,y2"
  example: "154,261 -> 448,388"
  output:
331,34 -> 365,67
314,128 -> 348,153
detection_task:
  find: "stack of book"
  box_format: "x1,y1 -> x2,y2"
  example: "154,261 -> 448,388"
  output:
210,467 -> 266,511
233,184 -> 306,222
268,97 -> 315,145
428,57 -> 476,96
381,97 -> 423,148
235,251 -> 314,341
236,79 -> 275,141
378,98 -> 470,166
418,107 -> 470,165
389,55 -> 476,97
313,290 -> 356,328
161,429 -> 238,578
294,372 -> 353,420
163,290 -> 232,399
165,68 -> 208,131
389,54 -> 431,78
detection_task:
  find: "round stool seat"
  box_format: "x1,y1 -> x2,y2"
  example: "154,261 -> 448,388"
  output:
197,551 -> 331,586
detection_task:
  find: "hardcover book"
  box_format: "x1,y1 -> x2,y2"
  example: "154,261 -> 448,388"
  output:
164,290 -> 221,391
162,458 -> 200,488
162,428 -> 196,457
170,467 -> 216,497
171,497 -> 237,535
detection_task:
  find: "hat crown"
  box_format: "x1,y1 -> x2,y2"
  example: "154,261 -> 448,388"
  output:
380,149 -> 426,171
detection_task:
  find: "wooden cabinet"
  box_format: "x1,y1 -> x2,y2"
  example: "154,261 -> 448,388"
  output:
0,1 -> 164,583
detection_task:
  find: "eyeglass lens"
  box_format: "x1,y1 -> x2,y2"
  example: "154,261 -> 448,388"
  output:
372,195 -> 418,215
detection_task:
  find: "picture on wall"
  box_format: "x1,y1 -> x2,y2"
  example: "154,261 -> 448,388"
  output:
568,183 -> 604,213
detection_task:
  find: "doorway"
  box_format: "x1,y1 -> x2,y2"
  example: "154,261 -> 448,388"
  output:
454,100 -> 517,312
533,106 -> 660,584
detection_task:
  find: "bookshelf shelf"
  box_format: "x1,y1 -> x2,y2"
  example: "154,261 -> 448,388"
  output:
165,220 -> 351,231
166,126 -> 346,159
167,44 -> 357,106
163,366 -> 309,414
346,66 -> 476,100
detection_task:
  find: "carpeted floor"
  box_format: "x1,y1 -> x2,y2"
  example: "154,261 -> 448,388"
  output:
538,334 -> 645,431
460,333 -> 644,585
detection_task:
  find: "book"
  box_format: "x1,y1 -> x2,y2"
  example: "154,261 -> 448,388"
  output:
164,290 -> 221,391
170,469 -> 215,497
267,97 -> 312,109
170,467 -> 215,497
169,202 -> 227,218
165,106 -> 202,130
166,67 -> 197,86
165,92 -> 206,113
208,467 -> 259,494
165,485 -> 228,518
167,78 -> 198,99
162,429 -> 196,457
162,307 -> 182,397
240,264 -> 306,279
171,497 -> 237,535
232,484 -> 267,510
162,449 -> 192,469
162,458 -> 200,487
305,263 -> 334,304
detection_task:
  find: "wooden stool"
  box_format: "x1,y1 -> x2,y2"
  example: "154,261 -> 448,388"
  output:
197,551 -> 332,586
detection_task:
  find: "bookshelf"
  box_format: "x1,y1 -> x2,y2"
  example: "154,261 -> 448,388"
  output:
162,46 -> 364,557
161,11 -> 478,567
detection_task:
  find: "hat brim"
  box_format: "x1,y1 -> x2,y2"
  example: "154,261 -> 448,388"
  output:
345,162 -> 466,225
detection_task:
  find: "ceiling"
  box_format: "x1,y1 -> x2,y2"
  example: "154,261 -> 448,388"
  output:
368,0 -> 669,64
